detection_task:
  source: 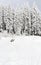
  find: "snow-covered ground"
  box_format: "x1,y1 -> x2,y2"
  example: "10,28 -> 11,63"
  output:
0,36 -> 41,65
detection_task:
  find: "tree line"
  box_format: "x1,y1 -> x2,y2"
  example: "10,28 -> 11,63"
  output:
0,5 -> 41,36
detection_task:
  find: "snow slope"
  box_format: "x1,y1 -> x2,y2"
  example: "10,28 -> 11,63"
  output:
0,36 -> 41,65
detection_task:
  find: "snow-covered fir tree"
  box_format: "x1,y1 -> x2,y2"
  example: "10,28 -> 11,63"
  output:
30,2 -> 41,35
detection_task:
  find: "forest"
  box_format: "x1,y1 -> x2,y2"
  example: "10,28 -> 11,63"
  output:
0,3 -> 41,36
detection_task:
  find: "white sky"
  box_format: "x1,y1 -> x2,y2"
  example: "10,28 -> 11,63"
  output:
0,0 -> 41,11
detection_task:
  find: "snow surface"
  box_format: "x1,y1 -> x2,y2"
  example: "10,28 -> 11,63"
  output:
0,36 -> 41,65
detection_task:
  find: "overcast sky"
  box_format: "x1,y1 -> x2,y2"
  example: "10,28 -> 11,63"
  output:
0,0 -> 41,10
